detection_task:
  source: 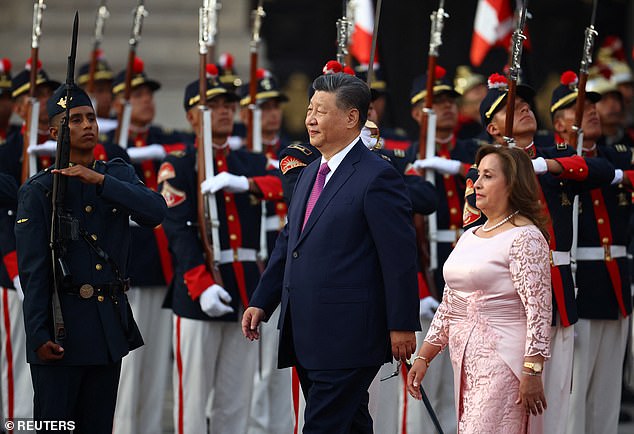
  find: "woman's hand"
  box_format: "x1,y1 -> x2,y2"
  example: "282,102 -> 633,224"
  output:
406,357 -> 429,400
516,373 -> 547,415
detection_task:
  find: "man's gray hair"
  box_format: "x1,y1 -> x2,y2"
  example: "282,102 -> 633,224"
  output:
312,73 -> 370,129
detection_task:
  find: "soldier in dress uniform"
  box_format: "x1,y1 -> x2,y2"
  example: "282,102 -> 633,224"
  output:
15,84 -> 166,434
158,69 -> 284,434
108,56 -> 184,434
556,72 -> 634,434
453,65 -> 486,140
593,66 -> 634,147
77,52 -> 116,138
463,72 -> 619,434
238,68 -> 295,434
0,59 -> 60,426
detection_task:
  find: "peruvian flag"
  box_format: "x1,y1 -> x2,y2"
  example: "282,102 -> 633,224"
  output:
349,0 -> 378,65
470,0 -> 514,67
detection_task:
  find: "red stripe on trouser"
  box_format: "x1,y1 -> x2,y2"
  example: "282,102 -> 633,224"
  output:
550,266 -> 570,327
176,316 -> 184,434
2,288 -> 13,419
606,260 -> 627,317
231,261 -> 250,309
292,367 -> 300,434
400,363 -> 409,434
153,225 -> 174,284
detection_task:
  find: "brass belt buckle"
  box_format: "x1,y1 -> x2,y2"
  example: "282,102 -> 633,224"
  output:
79,284 -> 94,299
603,244 -> 612,262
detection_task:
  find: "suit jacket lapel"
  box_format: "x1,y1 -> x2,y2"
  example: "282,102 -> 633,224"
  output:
289,160 -> 318,244
295,140 -> 364,247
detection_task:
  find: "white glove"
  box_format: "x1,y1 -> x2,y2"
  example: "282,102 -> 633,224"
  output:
199,284 -> 234,317
228,136 -> 245,150
267,157 -> 280,170
200,172 -> 249,194
531,157 -> 548,175
27,140 -> 57,156
612,169 -> 624,185
13,276 -> 24,302
413,156 -> 461,175
127,144 -> 167,162
419,296 -> 439,321
360,125 -> 379,149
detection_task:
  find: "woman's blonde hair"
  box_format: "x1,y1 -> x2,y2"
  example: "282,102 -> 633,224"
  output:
475,145 -> 550,241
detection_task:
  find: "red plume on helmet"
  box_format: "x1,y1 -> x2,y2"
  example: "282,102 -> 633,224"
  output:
132,57 -> 144,74
206,63 -> 219,78
25,58 -> 42,72
322,60 -> 343,75
560,70 -> 578,87
0,58 -> 11,74
487,73 -> 508,89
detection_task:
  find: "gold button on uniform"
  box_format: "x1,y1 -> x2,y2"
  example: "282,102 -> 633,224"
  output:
225,196 -> 231,202
91,234 -> 97,241
85,205 -> 93,213
602,237 -> 609,244
230,234 -> 237,241
97,295 -> 105,302
144,170 -> 152,178
447,190 -> 454,197
228,214 -> 235,221
598,218 -> 604,224
594,200 -> 600,206
450,208 -> 457,215
95,264 -> 103,271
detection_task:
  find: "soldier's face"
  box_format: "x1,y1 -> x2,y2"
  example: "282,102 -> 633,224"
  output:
50,106 -> 98,151
556,101 -> 601,142
596,92 -> 624,128
433,93 -> 458,131
128,85 -> 155,126
90,80 -> 113,119
261,99 -> 283,136
306,91 -> 358,152
208,95 -> 236,139
490,97 -> 537,138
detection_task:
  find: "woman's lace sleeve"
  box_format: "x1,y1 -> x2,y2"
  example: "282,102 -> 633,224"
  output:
509,228 -> 552,359
424,285 -> 450,351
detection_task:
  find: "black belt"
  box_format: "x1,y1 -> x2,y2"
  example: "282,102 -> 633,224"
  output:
65,281 -> 129,299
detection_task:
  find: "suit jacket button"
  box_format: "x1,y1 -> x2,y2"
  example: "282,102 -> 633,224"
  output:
292,251 -> 298,258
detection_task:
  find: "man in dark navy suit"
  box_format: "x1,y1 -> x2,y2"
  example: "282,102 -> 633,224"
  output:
242,73 -> 420,434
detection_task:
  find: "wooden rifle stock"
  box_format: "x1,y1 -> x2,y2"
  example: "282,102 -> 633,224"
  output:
21,46 -> 39,185
570,73 -> 588,149
417,56 -> 436,160
246,50 -> 258,151
503,79 -> 517,141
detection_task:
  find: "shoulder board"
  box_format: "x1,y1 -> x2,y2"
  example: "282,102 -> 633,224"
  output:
168,149 -> 187,158
286,143 -> 313,156
613,143 -> 628,152
393,149 -> 405,158
556,143 -> 568,151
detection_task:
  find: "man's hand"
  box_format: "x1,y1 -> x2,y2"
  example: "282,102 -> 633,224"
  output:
51,165 -> 105,185
199,284 -> 234,317
390,330 -> 417,362
242,307 -> 266,341
36,341 -> 64,362
201,172 -> 250,195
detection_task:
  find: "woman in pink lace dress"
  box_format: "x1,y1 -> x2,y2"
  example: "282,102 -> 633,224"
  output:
407,146 -> 552,434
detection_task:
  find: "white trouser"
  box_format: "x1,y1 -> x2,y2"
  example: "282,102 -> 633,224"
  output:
114,287 -> 171,434
566,318 -> 629,434
0,287 -> 33,420
368,362 -> 401,433
402,319 -> 456,434
542,323 -> 574,434
247,307 -> 293,434
174,314 -> 257,434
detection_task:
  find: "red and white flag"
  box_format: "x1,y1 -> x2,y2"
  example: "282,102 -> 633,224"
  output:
349,0 -> 378,65
470,0 -> 514,67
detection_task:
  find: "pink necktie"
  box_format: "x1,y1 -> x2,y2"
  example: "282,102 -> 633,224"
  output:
302,162 -> 330,230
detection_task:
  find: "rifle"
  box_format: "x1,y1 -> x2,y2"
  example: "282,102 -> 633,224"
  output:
246,0 -> 265,153
571,0 -> 598,280
336,0 -> 354,67
415,0 -> 448,300
197,0 -> 223,285
115,0 -> 148,149
21,0 -> 46,184
503,0 -> 528,146
50,12 -> 80,345
86,0 -> 110,96
205,0 -> 221,65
